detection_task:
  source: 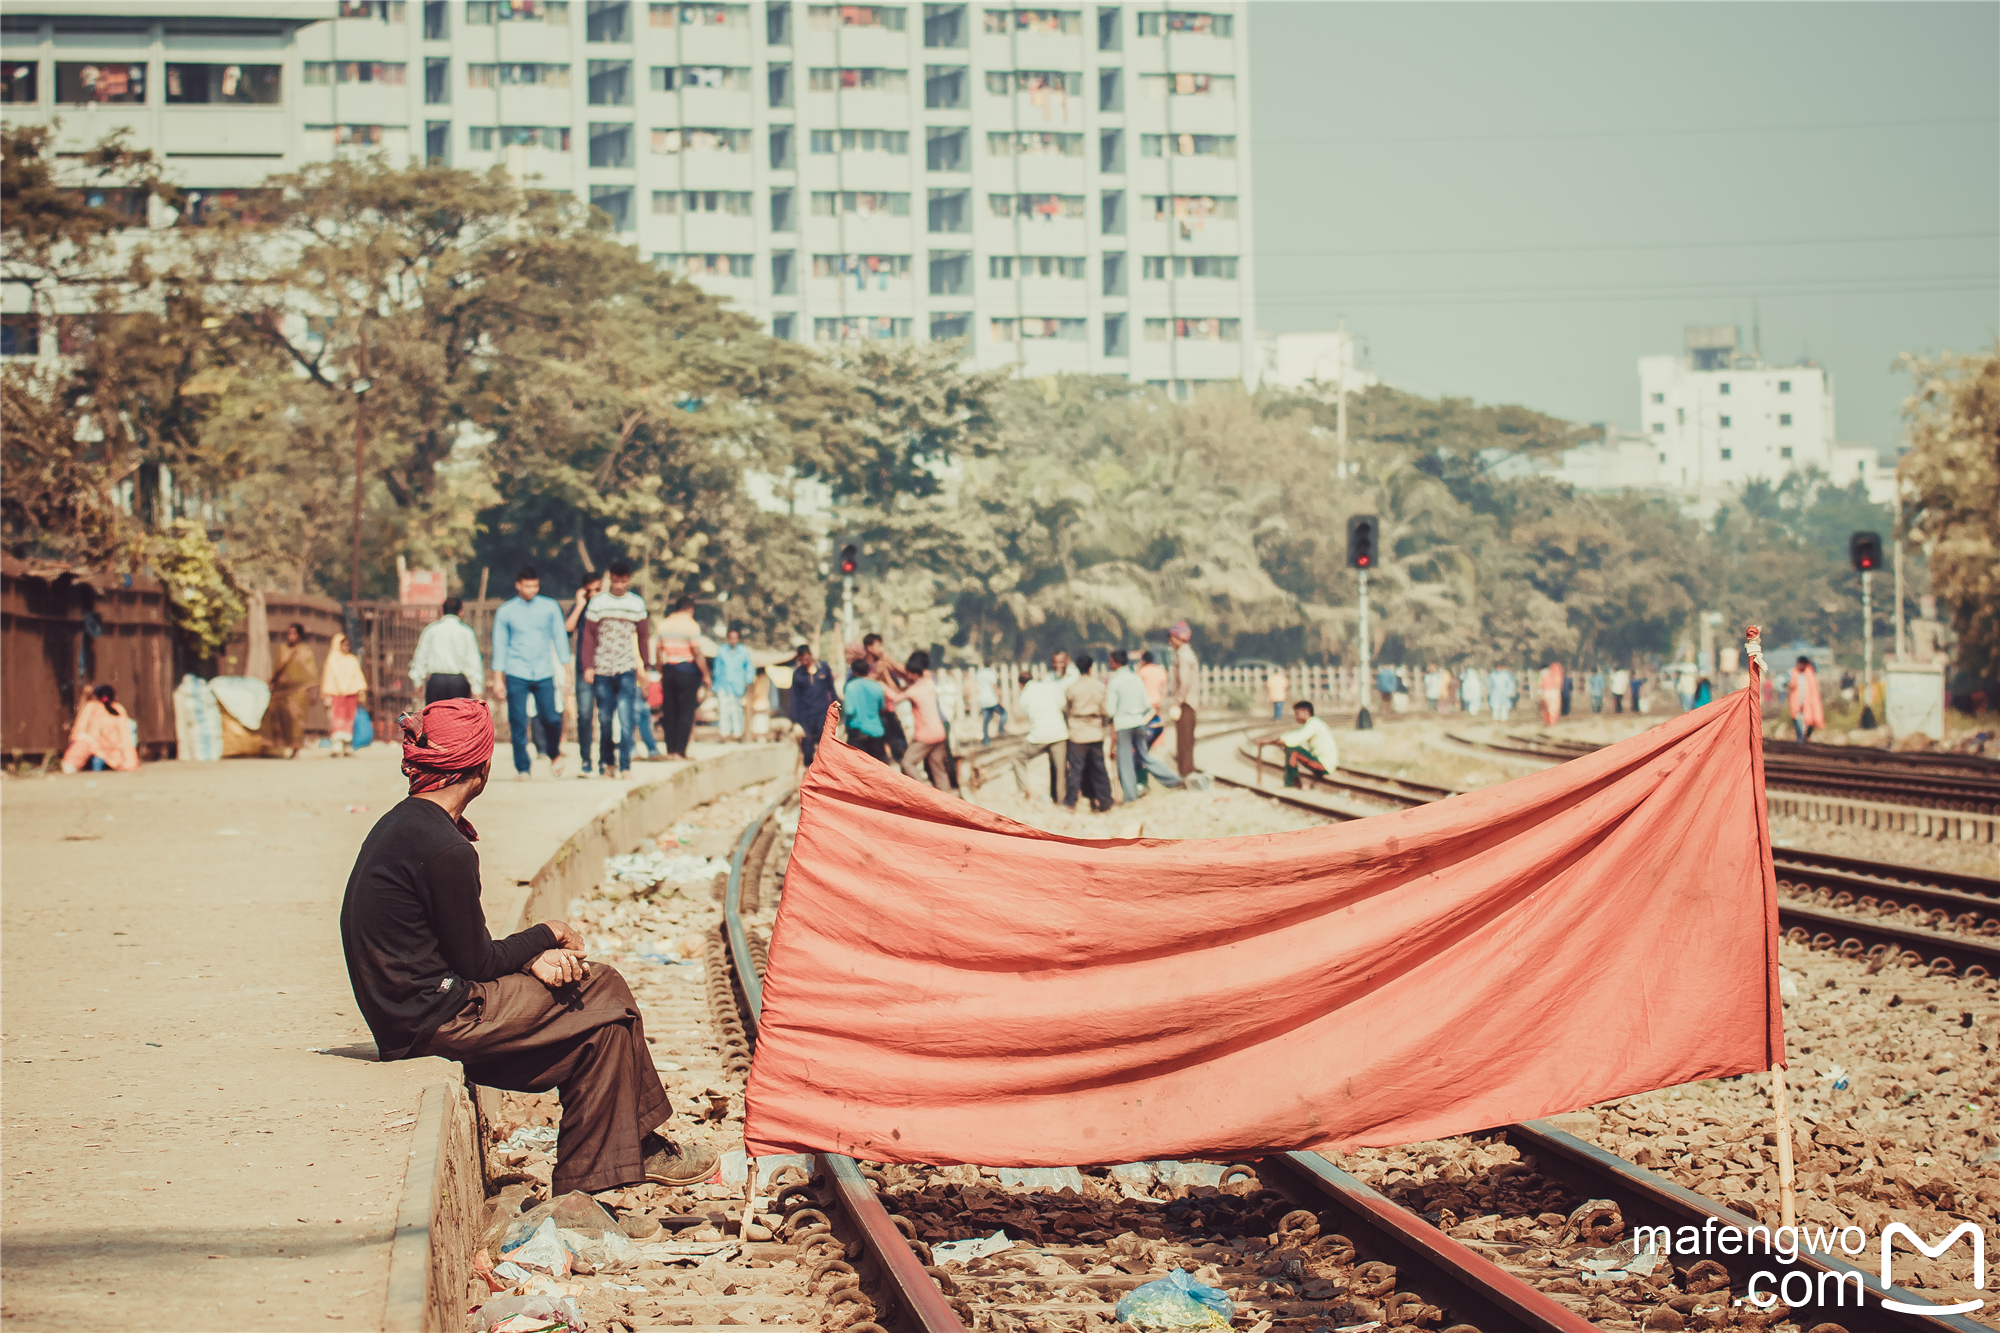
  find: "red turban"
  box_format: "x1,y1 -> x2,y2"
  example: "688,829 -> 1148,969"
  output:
400,697 -> 495,801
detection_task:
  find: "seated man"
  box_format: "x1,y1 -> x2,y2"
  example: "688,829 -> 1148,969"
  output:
339,697 -> 715,1195
1278,699 -> 1338,789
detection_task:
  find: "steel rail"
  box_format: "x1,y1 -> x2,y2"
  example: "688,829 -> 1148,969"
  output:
1775,858 -> 2000,943
1770,846 -> 2000,901
1509,1121 -> 1991,1332
1778,900 -> 1998,979
1255,1151 -> 1595,1332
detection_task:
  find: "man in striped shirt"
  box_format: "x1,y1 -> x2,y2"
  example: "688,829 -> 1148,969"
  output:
579,561 -> 651,779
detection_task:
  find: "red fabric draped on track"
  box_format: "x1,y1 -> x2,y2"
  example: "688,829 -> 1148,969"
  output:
743,679 -> 1784,1166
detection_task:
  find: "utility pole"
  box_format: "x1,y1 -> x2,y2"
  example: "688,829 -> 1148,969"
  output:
1848,530 -> 1883,728
836,541 -> 859,644
1356,567 -> 1371,730
1334,317 -> 1349,479
350,328 -> 371,604
1346,514 -> 1377,731
1892,485 -> 1907,662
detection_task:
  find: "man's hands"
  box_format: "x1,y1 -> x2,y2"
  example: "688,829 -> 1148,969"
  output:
528,949 -> 589,987
583,669 -> 596,686
542,919 -> 585,951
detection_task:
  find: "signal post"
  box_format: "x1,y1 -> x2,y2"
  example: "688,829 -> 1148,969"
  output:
1347,515 -> 1377,730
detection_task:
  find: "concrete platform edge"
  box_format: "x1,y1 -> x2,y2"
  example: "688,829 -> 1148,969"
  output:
389,745 -> 797,1333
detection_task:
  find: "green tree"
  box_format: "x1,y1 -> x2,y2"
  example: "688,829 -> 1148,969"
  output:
1898,346 -> 1999,684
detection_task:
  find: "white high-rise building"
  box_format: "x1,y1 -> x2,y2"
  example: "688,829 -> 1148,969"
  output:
3,0 -> 1257,390
1639,325 -> 1885,505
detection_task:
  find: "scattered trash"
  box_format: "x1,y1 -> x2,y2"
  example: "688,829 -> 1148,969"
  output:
993,1166 -> 1087,1192
492,1260 -> 534,1283
1822,1064 -> 1850,1091
635,1239 -> 740,1263
501,1125 -> 559,1152
602,849 -> 727,900
469,1293 -> 583,1333
632,946 -> 701,968
1105,1161 -> 1226,1198
1114,1268 -> 1234,1330
500,1192 -> 620,1256
499,1218 -> 571,1276
932,1231 -> 1014,1265
1578,1238 -> 1668,1282
561,1225 -> 641,1272
345,804 -> 369,814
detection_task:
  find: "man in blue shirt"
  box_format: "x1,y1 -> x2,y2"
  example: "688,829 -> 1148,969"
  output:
488,566 -> 573,780
841,657 -> 889,763
711,625 -> 757,742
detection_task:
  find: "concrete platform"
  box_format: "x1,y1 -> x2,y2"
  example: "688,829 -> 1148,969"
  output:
0,740 -> 788,1332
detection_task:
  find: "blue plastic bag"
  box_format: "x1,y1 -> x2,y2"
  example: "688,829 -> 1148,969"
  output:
353,706 -> 374,749
1113,1268 -> 1233,1330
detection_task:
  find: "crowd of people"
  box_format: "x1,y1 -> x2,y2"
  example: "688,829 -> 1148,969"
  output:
1365,661 -> 1655,725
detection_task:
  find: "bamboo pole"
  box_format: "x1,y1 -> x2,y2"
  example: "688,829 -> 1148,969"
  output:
1773,1063 -> 1796,1229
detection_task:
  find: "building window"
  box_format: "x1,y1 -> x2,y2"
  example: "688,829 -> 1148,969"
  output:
767,64 -> 791,105
1720,448 -> 1732,461
928,250 -> 970,295
1101,190 -> 1124,234
771,252 -> 795,293
657,252 -> 754,277
931,311 -> 971,341
651,2 -> 749,25
926,126 -> 967,171
815,316 -> 911,341
3,62 -> 40,104
1096,5 -> 1120,49
591,184 -> 634,229
1141,255 -> 1236,279
1650,422 -> 1664,434
1103,312 -> 1127,356
1778,413 -> 1792,426
177,188 -> 280,226
1657,452 -> 1665,464
651,126 -> 751,153
807,66 -> 910,92
1099,128 -> 1123,172
1148,194 -> 1236,236
468,63 -> 572,87
1649,392 -> 1664,404
1098,67 -> 1121,112
340,1 -> 408,19
768,126 -> 794,168
468,124 -> 572,150
57,63 -> 148,104
925,64 -> 967,107
925,188 -> 967,231
653,189 -> 753,215
987,131 -> 1082,157
807,4 -> 907,27
1676,407 -> 1685,425
989,192 -> 1085,221
809,128 -> 909,154
1779,446 -> 1793,459
586,0 -> 633,40
1142,317 -> 1239,342
2,313 -> 41,357
769,188 -> 795,230
815,190 -> 913,217
303,61 -> 403,88
425,0 -> 450,36
1136,72 -> 1233,96
813,254 -> 912,285
767,1 -> 792,41
983,9 -> 1082,35
923,3 -> 966,46
425,58 -> 450,102
425,120 -> 449,162
1139,132 -> 1234,158
1718,381 -> 1730,395
588,60 -> 633,103
989,317 -> 1085,342
989,255 -> 1084,279
590,123 -> 635,166
467,0 -> 570,21
985,69 -> 1083,97
1136,10 -> 1231,36
1777,380 -> 1791,393
309,123 -> 401,146
772,312 -> 796,339
1718,415 -> 1730,428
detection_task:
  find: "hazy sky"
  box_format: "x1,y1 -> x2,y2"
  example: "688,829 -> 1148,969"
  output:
1248,2 -> 1999,451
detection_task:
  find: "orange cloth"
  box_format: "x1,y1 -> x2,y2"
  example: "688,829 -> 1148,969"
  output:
65,699 -> 139,772
1787,664 -> 1824,730
744,668 -> 1783,1165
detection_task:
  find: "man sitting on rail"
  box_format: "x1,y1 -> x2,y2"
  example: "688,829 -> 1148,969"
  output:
1278,699 -> 1339,789
339,697 -> 717,1195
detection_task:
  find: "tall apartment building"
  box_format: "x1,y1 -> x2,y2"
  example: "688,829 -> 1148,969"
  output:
1639,325 -> 1885,507
2,0 -> 1256,392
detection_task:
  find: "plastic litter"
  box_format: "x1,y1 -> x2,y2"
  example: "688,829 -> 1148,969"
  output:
470,1294 -> 583,1333
993,1166 -> 1086,1192
492,1260 -> 534,1283
602,848 -> 726,899
499,1218 -> 571,1276
1114,1269 -> 1234,1330
208,675 -> 271,732
501,1191 -> 620,1253
501,1125 -> 559,1152
562,1225 -> 641,1272
636,1238 -> 739,1263
932,1231 -> 1013,1265
1578,1238 -> 1668,1282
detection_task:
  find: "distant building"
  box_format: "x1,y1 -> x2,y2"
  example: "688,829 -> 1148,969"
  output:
1638,325 -> 1890,508
1255,328 -> 1377,394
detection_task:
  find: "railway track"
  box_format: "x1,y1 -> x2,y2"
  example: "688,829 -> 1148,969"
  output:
1453,730 -> 2000,817
1222,736 -> 2000,980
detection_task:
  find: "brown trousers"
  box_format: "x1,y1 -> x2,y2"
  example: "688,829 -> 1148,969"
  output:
417,965 -> 670,1196
1176,703 -> 1198,777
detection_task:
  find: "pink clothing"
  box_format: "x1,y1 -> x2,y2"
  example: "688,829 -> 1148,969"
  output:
1137,662 -> 1167,711
1787,665 -> 1825,729
327,693 -> 360,739
1538,663 -> 1564,727
898,676 -> 947,745
64,700 -> 139,771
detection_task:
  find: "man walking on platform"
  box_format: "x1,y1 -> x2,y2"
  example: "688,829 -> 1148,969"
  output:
490,568 -> 571,780
652,596 -> 711,759
408,597 -> 484,705
1108,649 -> 1154,804
1063,653 -> 1114,812
340,697 -> 716,1195
579,561 -> 650,779
712,625 -> 756,743
1165,621 -> 1201,780
1012,666 -> 1069,803
564,574 -> 603,775
1264,666 -> 1289,720
787,644 -> 838,767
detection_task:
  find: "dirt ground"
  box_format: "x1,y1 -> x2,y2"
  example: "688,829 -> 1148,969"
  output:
0,745 -> 683,1332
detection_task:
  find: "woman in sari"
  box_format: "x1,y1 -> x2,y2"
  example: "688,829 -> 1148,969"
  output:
262,621 -> 319,757
1787,655 -> 1825,743
62,683 -> 140,772
1538,658 -> 1565,727
321,632 -> 369,756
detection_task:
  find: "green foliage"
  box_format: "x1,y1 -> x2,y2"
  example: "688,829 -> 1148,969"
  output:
142,520 -> 245,658
1899,346 -> 1998,682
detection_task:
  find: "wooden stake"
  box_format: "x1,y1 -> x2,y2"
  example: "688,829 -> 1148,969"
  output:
1773,1063 -> 1796,1229
739,1156 -> 759,1242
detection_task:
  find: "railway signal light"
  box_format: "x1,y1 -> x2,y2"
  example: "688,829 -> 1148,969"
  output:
1848,531 -> 1882,572
1346,515 -> 1378,570
838,543 -> 859,576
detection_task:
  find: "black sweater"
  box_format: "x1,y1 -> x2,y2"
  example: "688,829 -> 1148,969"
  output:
339,798 -> 555,1060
